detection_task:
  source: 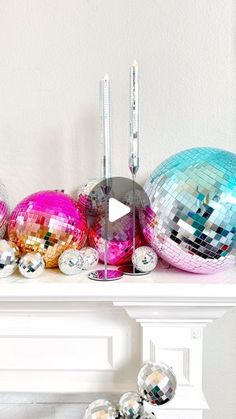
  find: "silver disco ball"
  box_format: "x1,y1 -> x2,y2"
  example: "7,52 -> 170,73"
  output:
18,252 -> 45,279
80,246 -> 99,270
119,392 -> 143,419
58,249 -> 84,275
0,240 -> 19,278
132,246 -> 158,273
77,178 -> 106,216
84,399 -> 117,419
137,362 -> 177,406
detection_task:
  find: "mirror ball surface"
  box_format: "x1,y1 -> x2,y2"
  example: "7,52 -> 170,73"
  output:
140,147 -> 236,273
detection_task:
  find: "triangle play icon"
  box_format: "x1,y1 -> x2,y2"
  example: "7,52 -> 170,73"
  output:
108,197 -> 131,222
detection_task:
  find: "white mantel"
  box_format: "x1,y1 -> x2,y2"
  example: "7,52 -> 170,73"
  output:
0,265 -> 235,419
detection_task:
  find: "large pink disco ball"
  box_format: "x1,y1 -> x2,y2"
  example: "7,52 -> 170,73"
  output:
8,191 -> 88,267
139,148 -> 236,274
88,213 -> 142,266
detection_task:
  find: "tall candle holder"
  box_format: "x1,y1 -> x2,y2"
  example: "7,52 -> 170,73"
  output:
119,61 -> 148,276
88,76 -> 123,281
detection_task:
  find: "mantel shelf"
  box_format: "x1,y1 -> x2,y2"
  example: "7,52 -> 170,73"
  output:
0,264 -> 235,303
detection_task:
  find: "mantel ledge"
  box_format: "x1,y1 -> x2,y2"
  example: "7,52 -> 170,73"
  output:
0,267 -> 234,308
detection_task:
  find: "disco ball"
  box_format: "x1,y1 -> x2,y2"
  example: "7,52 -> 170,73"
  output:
119,392 -> 143,419
137,361 -> 177,406
8,191 -> 88,268
59,249 -> 84,275
77,178 -> 106,216
79,246 -> 99,270
0,240 -> 19,278
0,183 -> 9,239
132,246 -> 158,273
18,252 -> 45,279
88,213 -> 142,265
84,399 -> 117,419
139,147 -> 236,274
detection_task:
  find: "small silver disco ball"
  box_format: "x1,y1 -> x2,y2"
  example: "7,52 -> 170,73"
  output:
132,246 -> 158,273
80,247 -> 99,270
84,399 -> 117,419
0,240 -> 19,278
59,249 -> 84,275
18,252 -> 45,279
119,391 -> 143,419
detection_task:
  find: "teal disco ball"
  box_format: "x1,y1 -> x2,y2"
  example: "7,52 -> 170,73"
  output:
139,147 -> 236,274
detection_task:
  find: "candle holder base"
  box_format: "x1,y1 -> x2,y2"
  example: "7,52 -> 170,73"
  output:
88,269 -> 123,281
118,264 -> 150,276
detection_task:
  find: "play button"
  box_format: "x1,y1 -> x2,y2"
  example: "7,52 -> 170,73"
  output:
85,177 -> 150,242
108,197 -> 130,222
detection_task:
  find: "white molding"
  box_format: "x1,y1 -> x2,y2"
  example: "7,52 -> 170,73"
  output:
113,293 -> 236,413
0,335 -> 114,371
0,267 -> 235,416
113,303 -> 233,327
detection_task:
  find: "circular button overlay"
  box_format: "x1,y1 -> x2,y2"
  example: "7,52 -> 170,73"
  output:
85,176 -> 150,241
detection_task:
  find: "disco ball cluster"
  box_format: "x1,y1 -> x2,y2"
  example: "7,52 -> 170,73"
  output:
0,240 -> 99,280
140,147 -> 236,274
83,361 -> 177,419
58,247 -> 99,275
0,146 -> 235,279
0,239 -> 45,279
0,187 -> 100,279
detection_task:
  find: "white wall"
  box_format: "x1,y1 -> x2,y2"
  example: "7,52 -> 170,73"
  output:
0,0 -> 235,209
0,1 -> 235,418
